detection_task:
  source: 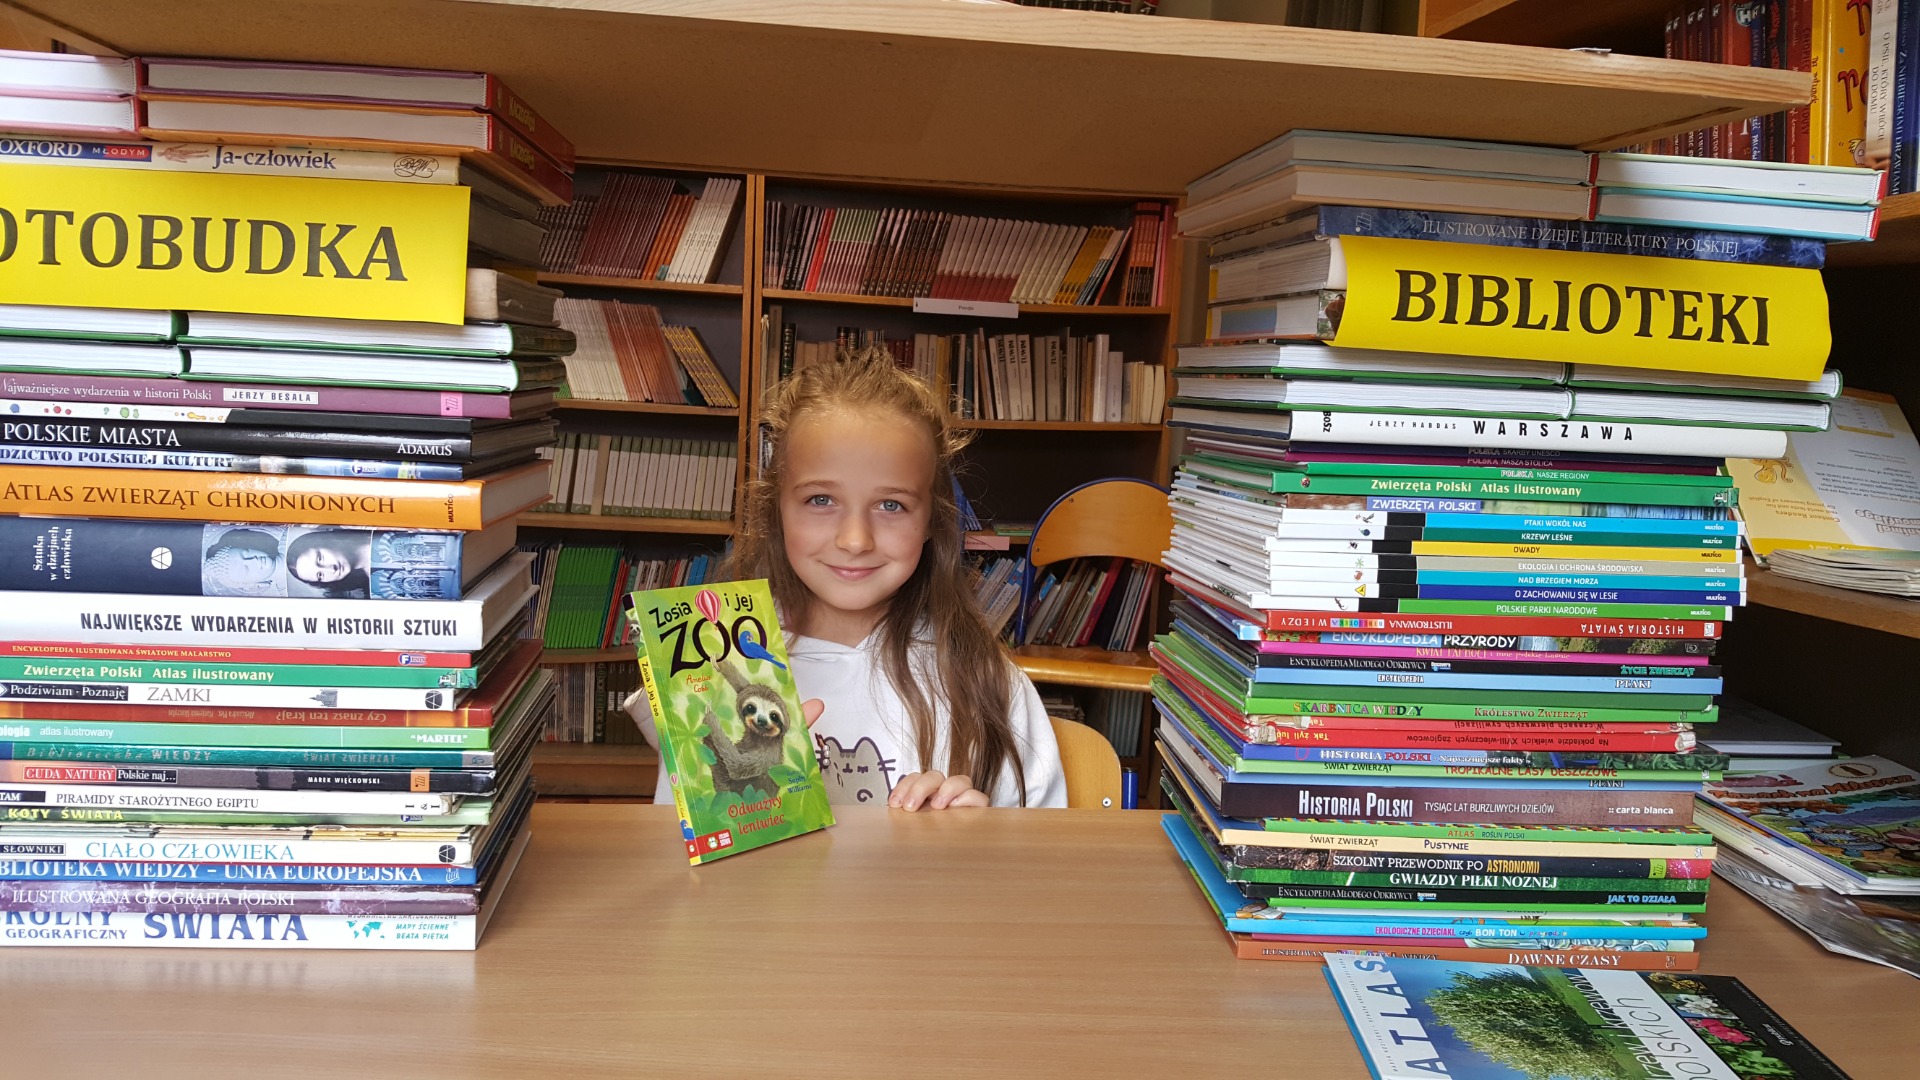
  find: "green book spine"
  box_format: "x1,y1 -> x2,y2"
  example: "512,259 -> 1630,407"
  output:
1233,867 -> 1710,891
0,801 -> 496,826
0,719 -> 491,749
0,658 -> 479,689
1263,472 -> 1736,508
1257,815 -> 1713,845
1258,460 -> 1731,489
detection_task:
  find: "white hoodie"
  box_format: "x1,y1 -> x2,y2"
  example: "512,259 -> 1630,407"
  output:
625,627 -> 1067,808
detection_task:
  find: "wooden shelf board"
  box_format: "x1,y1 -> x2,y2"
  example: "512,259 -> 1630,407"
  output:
1420,0 -> 1674,54
1825,193 -> 1920,268
551,399 -> 739,417
517,512 -> 735,535
1013,645 -> 1155,693
35,0 -> 1806,195
762,288 -> 1169,316
537,272 -> 743,296
1746,564 -> 1920,640
530,741 -> 658,798
956,420 -> 1162,432
540,647 -> 634,664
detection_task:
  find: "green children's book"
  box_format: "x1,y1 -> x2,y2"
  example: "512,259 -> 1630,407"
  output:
629,579 -> 834,864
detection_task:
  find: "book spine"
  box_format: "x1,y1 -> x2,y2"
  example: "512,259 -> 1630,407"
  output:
0,682 -> 464,711
0,832 -> 474,864
1230,745 -> 1720,772
0,659 -> 477,690
1228,849 -> 1711,880
0,137 -> 463,183
0,445 -> 477,480
0,373 -> 523,418
0,464 -> 524,529
1221,827 -> 1711,860
0,419 -> 475,464
1229,937 -> 1701,968
1279,411 -> 1789,458
1247,885 -> 1702,910
0,642 -> 477,667
635,645 -> 703,864
0,720 -> 493,749
0,910 -> 479,949
1310,205 -> 1824,269
1252,652 -> 1720,677
0,589 -> 488,650
1898,0 -> 1920,192
484,73 -> 576,171
0,741 -> 497,769
1228,605 -> 1724,640
475,117 -> 572,206
0,517 -> 474,600
1264,474 -> 1735,508
0,879 -> 479,916
0,860 -> 479,885
1219,779 -> 1695,825
1235,867 -> 1708,892
0,759 -> 491,792
0,782 -> 455,815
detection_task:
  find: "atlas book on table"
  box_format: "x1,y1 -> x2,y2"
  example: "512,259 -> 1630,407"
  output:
1324,953 -> 1850,1080
630,580 -> 832,864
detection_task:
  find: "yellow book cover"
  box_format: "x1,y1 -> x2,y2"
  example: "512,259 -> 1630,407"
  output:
1331,236 -> 1831,382
0,162 -> 469,324
1811,0 -> 1873,167
0,461 -> 547,530
1730,389 -> 1920,556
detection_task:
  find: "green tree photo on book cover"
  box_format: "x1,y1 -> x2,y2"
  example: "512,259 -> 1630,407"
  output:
629,579 -> 833,864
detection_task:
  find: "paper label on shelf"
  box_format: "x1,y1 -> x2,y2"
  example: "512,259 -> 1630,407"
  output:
912,297 -> 1018,319
0,162 -> 470,325
1331,235 -> 1831,382
1730,390 -> 1920,557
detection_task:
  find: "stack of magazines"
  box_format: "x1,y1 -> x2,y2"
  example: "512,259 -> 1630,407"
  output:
1765,549 -> 1920,598
1698,757 -> 1920,977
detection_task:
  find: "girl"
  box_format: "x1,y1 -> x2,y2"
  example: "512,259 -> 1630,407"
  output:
626,349 -> 1066,810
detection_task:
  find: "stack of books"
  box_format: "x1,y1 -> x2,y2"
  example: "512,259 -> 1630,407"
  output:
1696,756 -> 1920,979
1153,129 -> 1870,970
0,50 -> 572,951
538,173 -> 742,283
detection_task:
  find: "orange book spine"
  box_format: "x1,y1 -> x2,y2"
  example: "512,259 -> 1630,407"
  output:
0,463 -> 540,530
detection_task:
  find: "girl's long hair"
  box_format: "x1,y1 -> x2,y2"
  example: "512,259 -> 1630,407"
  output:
725,349 -> 1028,803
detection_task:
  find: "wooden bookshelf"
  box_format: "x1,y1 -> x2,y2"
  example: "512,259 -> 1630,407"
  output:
33,0 -> 1805,195
550,400 -> 739,418
1746,564 -> 1920,641
761,288 -> 1171,317
536,272 -> 743,297
1825,193 -> 1920,268
955,420 -> 1164,433
530,742 -> 658,798
518,512 -> 734,535
1418,0 -> 1677,54
541,648 -> 635,665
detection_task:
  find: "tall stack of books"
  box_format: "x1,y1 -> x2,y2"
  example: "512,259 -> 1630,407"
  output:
1153,129 -> 1872,969
0,50 -> 572,950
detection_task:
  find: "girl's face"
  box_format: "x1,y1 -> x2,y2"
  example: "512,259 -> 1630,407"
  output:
779,408 -> 936,647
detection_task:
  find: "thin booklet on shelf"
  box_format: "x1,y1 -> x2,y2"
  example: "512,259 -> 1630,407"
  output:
629,580 -> 833,864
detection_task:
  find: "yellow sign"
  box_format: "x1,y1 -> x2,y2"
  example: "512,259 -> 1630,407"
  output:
1331,236 -> 1831,382
0,162 -> 469,324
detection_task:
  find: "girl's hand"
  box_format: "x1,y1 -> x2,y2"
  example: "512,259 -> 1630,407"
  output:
800,699 -> 824,729
888,771 -> 989,811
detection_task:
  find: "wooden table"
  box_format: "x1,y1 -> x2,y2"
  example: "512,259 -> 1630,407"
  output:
3,804 -> 1914,1078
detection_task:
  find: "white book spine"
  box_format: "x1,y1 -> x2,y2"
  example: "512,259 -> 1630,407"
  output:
1286,410 -> 1790,458
0,909 -> 478,949
0,137 -> 463,184
0,784 -> 455,816
1,590 -> 489,649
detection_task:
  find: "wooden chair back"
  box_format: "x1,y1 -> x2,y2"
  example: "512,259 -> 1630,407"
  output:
1027,478 -> 1174,570
1049,716 -> 1124,809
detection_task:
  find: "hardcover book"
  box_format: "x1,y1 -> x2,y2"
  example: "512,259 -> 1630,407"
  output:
1324,954 -> 1850,1080
630,580 -> 832,864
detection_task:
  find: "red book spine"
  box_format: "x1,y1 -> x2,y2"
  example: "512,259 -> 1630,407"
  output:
483,72 -> 576,171
0,642 -> 479,667
473,116 -> 573,205
802,207 -> 837,292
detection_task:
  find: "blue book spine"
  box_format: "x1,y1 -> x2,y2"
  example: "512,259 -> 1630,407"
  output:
0,518 -> 469,599
1414,572 -> 1742,591
1247,669 -> 1722,695
0,444 -> 473,480
1897,0 -> 1920,193
1420,513 -> 1740,536
1311,204 -> 1825,269
0,859 -> 478,885
1412,586 -> 1742,604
